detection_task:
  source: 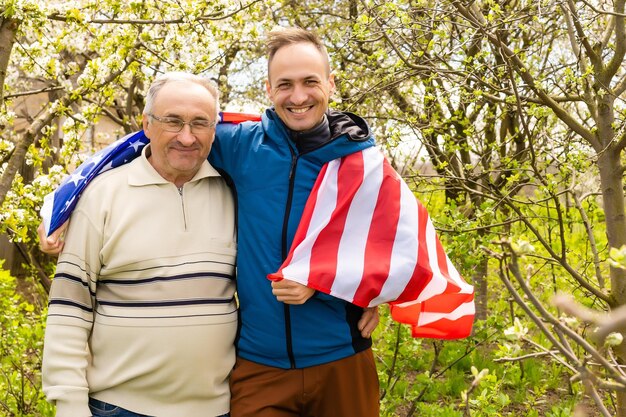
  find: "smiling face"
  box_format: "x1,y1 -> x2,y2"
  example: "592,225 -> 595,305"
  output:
142,80 -> 217,187
265,42 -> 335,132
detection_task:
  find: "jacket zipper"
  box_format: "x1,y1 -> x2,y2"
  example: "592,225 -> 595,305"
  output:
282,146 -> 298,369
279,126 -> 353,368
178,186 -> 187,230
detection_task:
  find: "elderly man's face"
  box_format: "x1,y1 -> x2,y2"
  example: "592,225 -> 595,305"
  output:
143,80 -> 217,186
266,42 -> 335,132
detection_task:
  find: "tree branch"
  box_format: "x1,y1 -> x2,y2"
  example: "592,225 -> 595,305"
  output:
5,229 -> 52,293
571,174 -> 605,289
577,0 -> 626,17
494,243 -> 626,385
450,1 -> 599,150
564,0 -> 602,71
3,85 -> 65,100
483,245 -> 580,365
47,0 -> 263,24
602,0 -> 626,80
502,188 -> 610,303
493,350 -> 560,363
0,52 -> 137,206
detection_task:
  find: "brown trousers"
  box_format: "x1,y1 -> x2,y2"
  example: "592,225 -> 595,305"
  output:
229,349 -> 380,417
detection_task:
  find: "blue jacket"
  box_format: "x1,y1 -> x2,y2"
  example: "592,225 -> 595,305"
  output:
210,109 -> 376,369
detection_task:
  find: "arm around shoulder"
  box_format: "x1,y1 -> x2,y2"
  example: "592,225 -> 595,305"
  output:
37,221 -> 68,255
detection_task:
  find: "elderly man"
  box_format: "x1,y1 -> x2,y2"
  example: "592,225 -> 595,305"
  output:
42,73 -> 236,417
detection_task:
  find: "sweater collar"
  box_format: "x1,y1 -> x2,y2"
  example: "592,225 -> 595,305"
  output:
128,145 -> 220,187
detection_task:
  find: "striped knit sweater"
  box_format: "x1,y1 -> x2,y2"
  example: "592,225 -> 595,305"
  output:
42,146 -> 237,417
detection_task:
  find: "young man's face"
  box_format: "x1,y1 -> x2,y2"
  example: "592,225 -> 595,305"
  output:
266,42 -> 335,132
142,80 -> 216,185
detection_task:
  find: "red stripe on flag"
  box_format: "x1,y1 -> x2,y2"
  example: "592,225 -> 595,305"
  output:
435,230 -> 451,279
390,301 -> 474,338
352,158 -> 401,306
220,112 -> 261,123
410,315 -> 475,339
422,291 -> 474,314
267,163 -> 330,282
389,302 -> 422,324
307,154 -> 365,291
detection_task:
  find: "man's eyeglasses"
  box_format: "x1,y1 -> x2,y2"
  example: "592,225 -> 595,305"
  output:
148,113 -> 217,134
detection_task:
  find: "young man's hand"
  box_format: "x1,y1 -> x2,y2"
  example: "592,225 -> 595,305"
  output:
271,279 -> 315,305
37,220 -> 68,255
358,306 -> 379,339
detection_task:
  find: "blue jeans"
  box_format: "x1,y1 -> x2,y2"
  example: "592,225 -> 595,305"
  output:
88,398 -> 229,417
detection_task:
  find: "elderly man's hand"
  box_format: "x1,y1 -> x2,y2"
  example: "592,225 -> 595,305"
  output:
271,279 -> 316,305
37,221 -> 68,255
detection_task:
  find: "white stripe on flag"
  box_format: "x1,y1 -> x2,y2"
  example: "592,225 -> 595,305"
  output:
417,216 -> 448,302
41,193 -> 54,235
417,300 -> 476,326
369,176 -> 419,306
332,148 -> 382,301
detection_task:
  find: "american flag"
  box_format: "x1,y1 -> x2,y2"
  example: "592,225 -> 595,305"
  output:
268,147 -> 475,339
41,112 -> 261,236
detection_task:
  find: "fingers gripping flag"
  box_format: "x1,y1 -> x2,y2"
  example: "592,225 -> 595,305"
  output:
268,147 -> 475,339
41,112 -> 261,236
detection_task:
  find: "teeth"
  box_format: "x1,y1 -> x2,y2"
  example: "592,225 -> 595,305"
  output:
290,107 -> 310,114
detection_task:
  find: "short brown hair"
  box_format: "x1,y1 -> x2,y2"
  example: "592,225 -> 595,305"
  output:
266,27 -> 330,76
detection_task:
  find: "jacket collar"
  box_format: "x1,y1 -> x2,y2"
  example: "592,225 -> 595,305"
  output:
264,108 -> 371,152
287,115 -> 330,153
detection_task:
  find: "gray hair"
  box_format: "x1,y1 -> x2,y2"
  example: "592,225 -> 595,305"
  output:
143,72 -> 220,119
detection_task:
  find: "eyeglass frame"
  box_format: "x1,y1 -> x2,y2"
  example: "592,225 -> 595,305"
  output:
147,113 -> 217,133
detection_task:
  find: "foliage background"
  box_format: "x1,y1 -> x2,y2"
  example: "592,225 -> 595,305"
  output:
2,0 -> 626,416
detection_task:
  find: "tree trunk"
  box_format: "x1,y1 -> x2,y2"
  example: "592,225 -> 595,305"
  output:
0,52 -> 135,205
596,140 -> 626,305
472,255 -> 488,321
0,16 -> 19,105
596,129 -> 626,417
